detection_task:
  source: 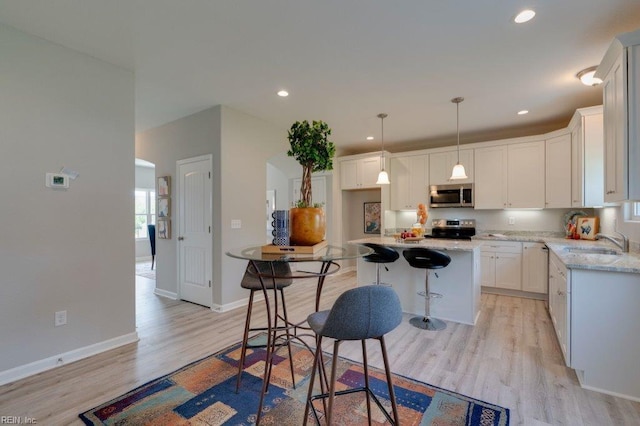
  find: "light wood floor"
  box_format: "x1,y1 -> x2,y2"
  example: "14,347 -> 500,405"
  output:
1,270 -> 639,425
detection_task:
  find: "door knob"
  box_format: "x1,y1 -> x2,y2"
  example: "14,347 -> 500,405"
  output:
178,236 -> 185,241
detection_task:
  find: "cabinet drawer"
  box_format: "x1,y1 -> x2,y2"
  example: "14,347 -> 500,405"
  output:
480,241 -> 522,253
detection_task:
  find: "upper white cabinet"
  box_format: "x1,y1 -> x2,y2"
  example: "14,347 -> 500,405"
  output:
474,145 -> 507,209
390,154 -> 428,210
429,149 -> 474,185
508,141 -> 546,208
340,156 -> 381,190
475,140 -> 545,209
596,29 -> 640,202
545,134 -> 572,208
569,106 -> 604,207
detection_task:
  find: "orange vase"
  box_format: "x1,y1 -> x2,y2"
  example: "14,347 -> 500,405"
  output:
289,207 -> 326,246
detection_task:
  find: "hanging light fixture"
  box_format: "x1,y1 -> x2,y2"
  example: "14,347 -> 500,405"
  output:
376,113 -> 390,185
450,97 -> 468,180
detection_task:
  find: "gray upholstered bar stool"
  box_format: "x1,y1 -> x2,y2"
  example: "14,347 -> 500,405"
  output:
235,261 -> 296,393
361,243 -> 400,286
402,248 -> 451,331
303,285 -> 402,425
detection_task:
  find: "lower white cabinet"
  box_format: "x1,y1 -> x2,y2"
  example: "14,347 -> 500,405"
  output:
548,251 -> 570,365
522,242 -> 548,294
480,241 -> 522,290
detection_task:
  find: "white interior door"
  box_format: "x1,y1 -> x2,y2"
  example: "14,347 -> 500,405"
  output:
177,155 -> 212,307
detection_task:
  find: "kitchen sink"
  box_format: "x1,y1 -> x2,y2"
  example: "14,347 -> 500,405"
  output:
565,247 -> 621,256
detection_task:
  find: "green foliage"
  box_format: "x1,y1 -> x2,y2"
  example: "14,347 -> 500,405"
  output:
287,120 -> 335,207
287,120 -> 336,172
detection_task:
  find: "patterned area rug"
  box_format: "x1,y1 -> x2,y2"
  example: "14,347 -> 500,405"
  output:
135,261 -> 155,280
79,337 -> 509,425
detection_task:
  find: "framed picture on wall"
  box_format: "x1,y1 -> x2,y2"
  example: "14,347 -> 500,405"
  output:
157,219 -> 171,239
578,217 -> 599,240
157,197 -> 170,218
364,202 -> 381,234
157,176 -> 171,197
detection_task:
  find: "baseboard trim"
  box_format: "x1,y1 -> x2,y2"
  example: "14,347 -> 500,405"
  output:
154,288 -> 178,300
211,295 -> 256,313
0,332 -> 139,386
481,286 -> 547,300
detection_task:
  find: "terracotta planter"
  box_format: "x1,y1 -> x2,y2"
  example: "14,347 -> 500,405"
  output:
289,207 -> 326,246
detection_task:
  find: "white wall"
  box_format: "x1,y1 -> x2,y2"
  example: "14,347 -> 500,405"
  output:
597,204 -> 640,250
219,107 -> 288,306
136,107 -> 221,297
266,162 -> 290,210
136,106 -> 286,307
0,24 -> 135,376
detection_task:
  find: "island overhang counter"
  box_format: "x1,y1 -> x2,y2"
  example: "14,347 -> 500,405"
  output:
349,237 -> 482,325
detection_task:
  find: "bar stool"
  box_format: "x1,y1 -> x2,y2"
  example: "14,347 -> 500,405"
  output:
235,260 -> 296,393
402,248 -> 451,331
361,243 -> 400,286
303,285 -> 402,425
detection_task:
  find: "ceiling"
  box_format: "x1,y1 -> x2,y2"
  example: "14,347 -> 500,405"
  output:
1,1 -> 640,156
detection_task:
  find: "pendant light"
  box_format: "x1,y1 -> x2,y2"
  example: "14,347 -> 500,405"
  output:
376,113 -> 390,185
449,97 -> 468,180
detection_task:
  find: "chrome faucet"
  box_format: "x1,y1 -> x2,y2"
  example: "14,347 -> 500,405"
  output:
595,231 -> 629,253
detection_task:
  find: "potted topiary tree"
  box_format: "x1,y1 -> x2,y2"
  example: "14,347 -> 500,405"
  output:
287,120 -> 336,245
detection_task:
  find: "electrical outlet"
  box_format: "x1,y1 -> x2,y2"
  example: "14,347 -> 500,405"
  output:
55,310 -> 67,327
508,217 -> 516,225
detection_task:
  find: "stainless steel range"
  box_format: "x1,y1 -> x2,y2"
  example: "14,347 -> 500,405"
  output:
425,219 -> 476,240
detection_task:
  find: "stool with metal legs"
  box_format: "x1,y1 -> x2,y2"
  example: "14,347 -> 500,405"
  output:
235,260 -> 296,393
361,243 -> 400,286
303,285 -> 403,425
402,247 -> 451,331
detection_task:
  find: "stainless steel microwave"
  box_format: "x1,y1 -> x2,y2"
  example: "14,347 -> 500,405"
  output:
429,183 -> 474,208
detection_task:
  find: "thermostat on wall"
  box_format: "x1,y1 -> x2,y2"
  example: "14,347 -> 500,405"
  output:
45,173 -> 69,189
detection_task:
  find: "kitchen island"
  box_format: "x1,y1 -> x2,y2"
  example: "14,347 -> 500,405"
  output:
349,237 -> 482,325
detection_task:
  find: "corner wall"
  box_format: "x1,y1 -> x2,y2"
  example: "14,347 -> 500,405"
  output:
0,24 -> 135,376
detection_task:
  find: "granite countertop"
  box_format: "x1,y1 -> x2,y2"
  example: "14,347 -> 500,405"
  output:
348,236 -> 482,252
473,231 -> 640,274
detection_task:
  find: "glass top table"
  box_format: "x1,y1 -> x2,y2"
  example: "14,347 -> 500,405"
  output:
225,242 -> 372,424
226,243 -> 372,264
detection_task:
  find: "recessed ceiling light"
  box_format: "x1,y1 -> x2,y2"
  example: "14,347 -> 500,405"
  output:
518,110 -> 529,115
366,136 -> 374,140
514,9 -> 536,24
277,90 -> 289,97
576,66 -> 603,86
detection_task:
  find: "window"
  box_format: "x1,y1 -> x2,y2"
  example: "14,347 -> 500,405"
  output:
633,202 -> 640,221
135,189 -> 155,239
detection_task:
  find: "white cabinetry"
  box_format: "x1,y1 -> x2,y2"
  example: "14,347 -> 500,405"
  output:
522,243 -> 548,294
548,251 -> 570,365
508,141 -> 546,208
475,140 -> 545,209
429,149 -> 474,185
390,154 -> 428,210
545,134 -> 572,208
596,29 -> 640,202
570,268 -> 640,400
340,156 -> 380,189
569,107 -> 604,207
480,241 -> 522,290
